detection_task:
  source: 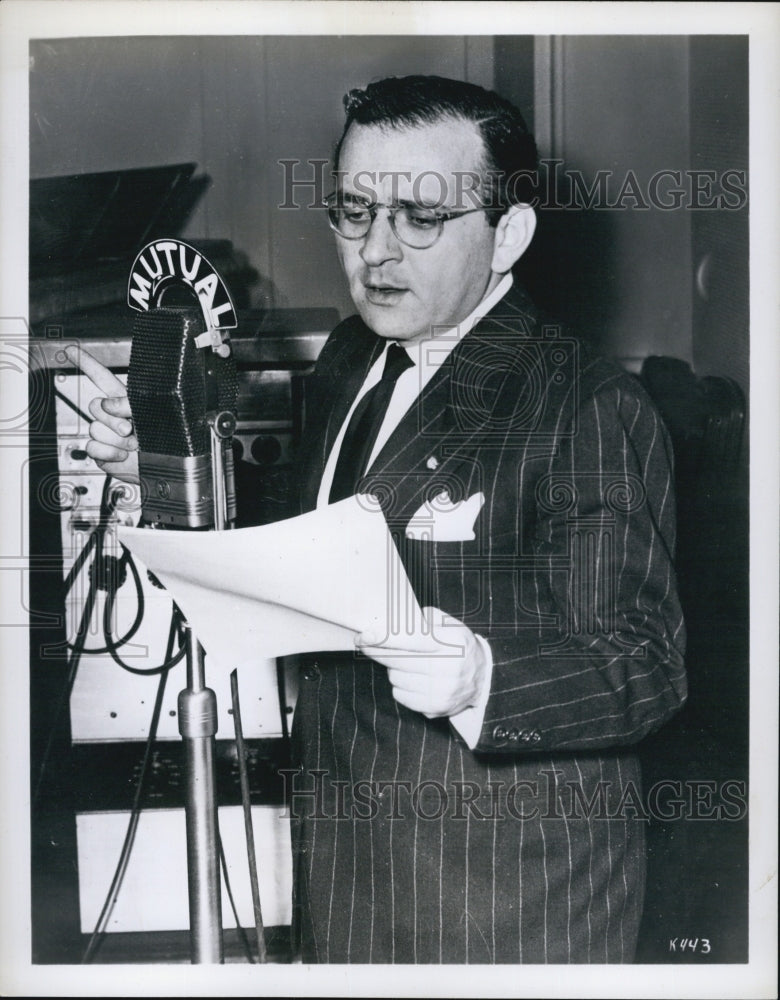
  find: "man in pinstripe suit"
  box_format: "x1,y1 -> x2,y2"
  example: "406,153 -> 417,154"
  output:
287,76 -> 687,964
77,74 -> 687,965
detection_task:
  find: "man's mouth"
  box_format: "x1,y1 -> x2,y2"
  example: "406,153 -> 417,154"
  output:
363,283 -> 409,305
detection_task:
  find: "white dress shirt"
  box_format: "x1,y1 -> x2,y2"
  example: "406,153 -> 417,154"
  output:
317,273 -> 514,747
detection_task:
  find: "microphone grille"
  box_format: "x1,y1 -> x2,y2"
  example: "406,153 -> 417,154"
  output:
128,307 -> 237,457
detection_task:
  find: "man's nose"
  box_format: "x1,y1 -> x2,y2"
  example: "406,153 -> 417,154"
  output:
359,208 -> 403,265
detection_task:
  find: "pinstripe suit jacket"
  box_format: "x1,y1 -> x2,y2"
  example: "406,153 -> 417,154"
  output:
288,283 -> 686,964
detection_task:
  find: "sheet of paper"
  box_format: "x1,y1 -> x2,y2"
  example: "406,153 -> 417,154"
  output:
117,496 -> 425,668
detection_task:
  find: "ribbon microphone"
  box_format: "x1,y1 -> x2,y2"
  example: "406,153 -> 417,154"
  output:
126,238 -> 239,529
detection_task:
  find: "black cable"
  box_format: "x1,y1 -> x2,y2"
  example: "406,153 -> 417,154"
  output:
35,478 -> 183,798
81,611 -> 179,964
60,475 -> 117,597
67,476 -> 187,674
64,546 -> 145,655
218,836 -> 256,964
61,526 -> 99,597
101,563 -> 187,674
53,385 -> 92,425
275,658 -> 290,743
231,669 -> 267,963
61,478 -> 179,669
61,486 -> 146,656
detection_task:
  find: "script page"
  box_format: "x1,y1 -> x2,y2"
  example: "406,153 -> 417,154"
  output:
118,495 -> 428,668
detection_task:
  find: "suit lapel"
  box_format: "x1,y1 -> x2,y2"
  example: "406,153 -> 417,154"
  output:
300,283 -> 541,517
364,283 -> 541,519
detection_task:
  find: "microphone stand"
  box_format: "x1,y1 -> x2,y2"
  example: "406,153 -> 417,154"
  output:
177,410 -> 235,964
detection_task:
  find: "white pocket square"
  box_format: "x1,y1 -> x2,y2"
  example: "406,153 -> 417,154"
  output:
405,491 -> 485,541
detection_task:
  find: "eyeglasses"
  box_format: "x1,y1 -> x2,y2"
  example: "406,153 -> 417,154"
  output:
323,192 -> 486,250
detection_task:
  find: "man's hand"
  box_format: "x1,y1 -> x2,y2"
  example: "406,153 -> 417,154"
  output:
355,607 -> 488,718
64,345 -> 140,483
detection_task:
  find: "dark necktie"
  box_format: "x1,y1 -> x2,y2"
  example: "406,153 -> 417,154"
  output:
329,342 -> 414,503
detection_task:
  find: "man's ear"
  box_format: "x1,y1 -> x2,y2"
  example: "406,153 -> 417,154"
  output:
490,204 -> 536,274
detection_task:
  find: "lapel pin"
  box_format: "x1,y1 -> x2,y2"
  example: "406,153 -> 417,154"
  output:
426,455 -> 439,471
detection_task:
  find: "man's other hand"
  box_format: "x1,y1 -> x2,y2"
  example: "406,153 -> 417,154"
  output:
64,345 -> 139,483
355,608 -> 488,718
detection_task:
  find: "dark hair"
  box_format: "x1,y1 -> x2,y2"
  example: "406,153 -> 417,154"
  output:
333,75 -> 538,224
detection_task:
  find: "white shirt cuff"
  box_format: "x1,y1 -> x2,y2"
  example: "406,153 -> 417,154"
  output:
449,633 -> 493,749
